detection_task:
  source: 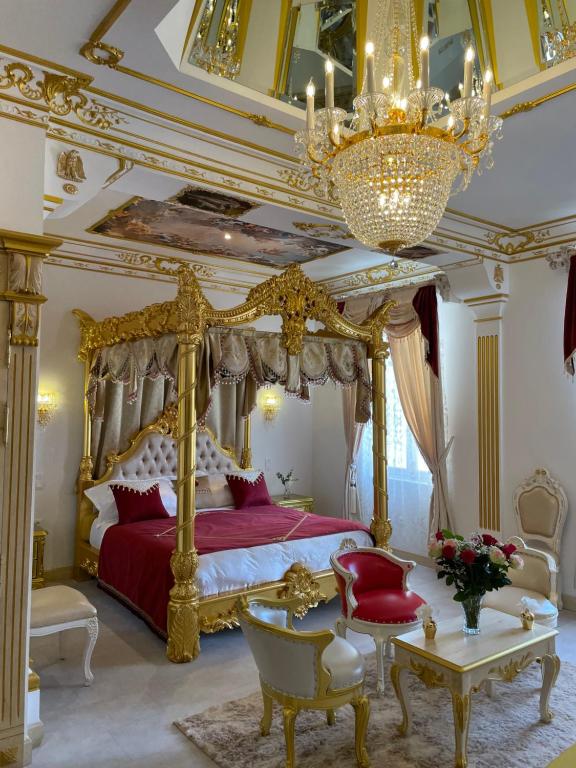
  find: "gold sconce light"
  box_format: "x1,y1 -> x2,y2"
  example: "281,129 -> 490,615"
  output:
37,392 -> 57,427
261,389 -> 282,422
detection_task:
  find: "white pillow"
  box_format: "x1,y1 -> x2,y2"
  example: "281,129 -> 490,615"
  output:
85,479 -> 177,523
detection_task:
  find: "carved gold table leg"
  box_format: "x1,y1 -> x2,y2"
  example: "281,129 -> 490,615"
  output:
451,689 -> 472,768
540,654 -> 561,723
326,709 -> 335,726
390,664 -> 412,736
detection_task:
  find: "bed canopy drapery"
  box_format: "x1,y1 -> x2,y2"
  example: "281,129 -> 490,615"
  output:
74,263 -> 393,663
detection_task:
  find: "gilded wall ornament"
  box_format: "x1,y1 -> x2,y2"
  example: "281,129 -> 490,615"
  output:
57,149 -> 86,182
80,40 -> 124,69
0,60 -> 124,130
62,183 -> 78,195
547,247 -> 574,272
493,264 -> 504,288
278,167 -> 337,203
485,229 -> 550,255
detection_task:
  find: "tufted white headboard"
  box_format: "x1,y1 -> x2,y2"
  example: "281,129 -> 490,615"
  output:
104,429 -> 241,483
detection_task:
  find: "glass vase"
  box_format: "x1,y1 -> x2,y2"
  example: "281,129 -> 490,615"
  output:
461,594 -> 483,635
282,482 -> 292,499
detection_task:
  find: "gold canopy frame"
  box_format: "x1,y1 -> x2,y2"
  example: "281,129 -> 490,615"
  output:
74,263 -> 393,663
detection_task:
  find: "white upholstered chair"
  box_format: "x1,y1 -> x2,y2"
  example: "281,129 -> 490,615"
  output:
483,537 -> 559,628
513,468 -> 567,607
237,596 -> 370,768
30,586 -> 99,685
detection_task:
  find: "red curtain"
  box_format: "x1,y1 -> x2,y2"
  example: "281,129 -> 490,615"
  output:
563,254 -> 576,375
413,285 -> 439,377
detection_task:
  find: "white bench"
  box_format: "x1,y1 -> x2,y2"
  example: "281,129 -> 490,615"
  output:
30,585 -> 99,686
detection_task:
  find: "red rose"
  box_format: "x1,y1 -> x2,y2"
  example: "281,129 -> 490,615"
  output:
435,531 -> 445,542
501,543 -> 517,557
460,549 -> 476,565
482,533 -> 498,546
442,543 -> 457,560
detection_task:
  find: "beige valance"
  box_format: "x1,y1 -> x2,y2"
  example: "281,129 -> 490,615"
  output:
87,328 -> 371,424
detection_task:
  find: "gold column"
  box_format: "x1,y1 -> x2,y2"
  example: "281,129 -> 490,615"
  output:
166,268 -> 204,663
370,340 -> 391,550
240,413 -> 252,469
477,334 -> 500,531
0,231 -> 61,767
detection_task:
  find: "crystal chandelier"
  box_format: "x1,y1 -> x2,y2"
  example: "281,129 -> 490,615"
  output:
295,0 -> 503,254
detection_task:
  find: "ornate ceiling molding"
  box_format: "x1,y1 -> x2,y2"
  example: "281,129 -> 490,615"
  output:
0,59 -> 124,130
546,246 -> 575,273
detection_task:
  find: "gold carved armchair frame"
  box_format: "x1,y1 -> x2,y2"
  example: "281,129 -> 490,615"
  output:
74,263 -> 393,663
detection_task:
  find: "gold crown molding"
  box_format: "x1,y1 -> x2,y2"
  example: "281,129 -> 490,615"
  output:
0,230 -> 62,256
0,101 -> 48,129
47,121 -> 341,219
292,222 -> 354,240
53,235 -> 274,280
0,59 -> 124,130
78,0 -> 294,136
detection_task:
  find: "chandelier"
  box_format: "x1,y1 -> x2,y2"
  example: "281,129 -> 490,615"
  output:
295,0 -> 502,254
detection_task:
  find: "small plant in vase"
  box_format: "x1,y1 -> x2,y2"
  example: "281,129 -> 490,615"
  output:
276,469 -> 298,498
429,530 -> 523,635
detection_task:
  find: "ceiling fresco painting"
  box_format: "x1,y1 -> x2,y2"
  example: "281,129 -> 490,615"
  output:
90,196 -> 350,269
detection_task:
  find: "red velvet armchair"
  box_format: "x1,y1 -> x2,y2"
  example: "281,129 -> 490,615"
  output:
330,546 -> 426,694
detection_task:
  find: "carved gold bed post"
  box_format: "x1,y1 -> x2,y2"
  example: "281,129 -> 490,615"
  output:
240,414 -> 253,469
166,267 -> 205,663
369,334 -> 392,551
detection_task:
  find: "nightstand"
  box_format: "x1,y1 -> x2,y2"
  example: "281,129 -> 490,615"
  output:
272,494 -> 314,513
32,528 -> 47,589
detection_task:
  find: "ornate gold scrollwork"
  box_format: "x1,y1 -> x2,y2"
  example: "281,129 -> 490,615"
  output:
80,41 -> 124,69
80,557 -> 98,577
409,659 -> 447,688
78,455 -> 94,482
277,563 -> 324,619
0,60 -> 123,130
489,653 -> 534,683
199,608 -> 240,633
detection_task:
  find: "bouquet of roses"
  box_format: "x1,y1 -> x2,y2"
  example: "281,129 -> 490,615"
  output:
429,530 -> 523,602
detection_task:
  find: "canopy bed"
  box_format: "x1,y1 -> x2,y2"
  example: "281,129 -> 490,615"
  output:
73,263 -> 393,663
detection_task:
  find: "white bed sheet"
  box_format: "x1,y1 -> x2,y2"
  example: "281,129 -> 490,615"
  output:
89,515 -> 372,597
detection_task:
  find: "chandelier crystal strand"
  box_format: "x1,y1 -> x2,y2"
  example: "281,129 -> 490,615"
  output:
295,0 -> 503,253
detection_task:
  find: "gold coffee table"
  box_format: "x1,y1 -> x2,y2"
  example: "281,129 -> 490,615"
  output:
391,608 -> 560,768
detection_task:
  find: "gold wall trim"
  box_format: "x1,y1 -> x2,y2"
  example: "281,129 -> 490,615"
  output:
500,82 -> 576,120
475,315 -> 503,323
477,334 -> 500,531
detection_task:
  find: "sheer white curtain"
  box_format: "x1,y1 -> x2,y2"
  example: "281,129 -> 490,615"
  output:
356,357 -> 433,554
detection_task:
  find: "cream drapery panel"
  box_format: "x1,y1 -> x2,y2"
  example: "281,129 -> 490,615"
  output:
87,328 -> 372,477
343,285 -> 453,534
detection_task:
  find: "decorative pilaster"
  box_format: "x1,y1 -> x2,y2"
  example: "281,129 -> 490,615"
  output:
370,338 -> 391,550
0,231 -> 60,767
465,292 -> 508,533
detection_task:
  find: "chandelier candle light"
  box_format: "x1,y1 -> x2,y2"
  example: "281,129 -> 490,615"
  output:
297,32 -> 502,254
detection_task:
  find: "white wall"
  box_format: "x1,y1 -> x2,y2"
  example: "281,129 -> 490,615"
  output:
36,266 -> 313,571
501,259 -> 576,598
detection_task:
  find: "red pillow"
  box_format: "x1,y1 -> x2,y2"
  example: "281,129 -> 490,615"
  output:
226,473 -> 272,508
110,483 -> 170,525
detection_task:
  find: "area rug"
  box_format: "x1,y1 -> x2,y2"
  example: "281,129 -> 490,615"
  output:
175,656 -> 575,768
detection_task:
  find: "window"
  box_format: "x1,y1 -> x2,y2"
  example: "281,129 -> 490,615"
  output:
357,357 -> 432,556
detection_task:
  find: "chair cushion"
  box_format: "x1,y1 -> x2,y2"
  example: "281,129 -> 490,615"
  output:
248,603 -> 288,628
352,589 -> 426,624
31,586 -> 97,628
322,637 -> 365,691
483,587 -> 558,628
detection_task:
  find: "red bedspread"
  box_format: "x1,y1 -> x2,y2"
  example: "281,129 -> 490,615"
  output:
98,505 -> 370,635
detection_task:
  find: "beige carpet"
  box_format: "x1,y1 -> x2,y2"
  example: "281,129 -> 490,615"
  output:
176,656 -> 575,768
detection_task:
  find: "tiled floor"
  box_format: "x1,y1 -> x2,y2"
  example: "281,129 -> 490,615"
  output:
31,568 -> 576,768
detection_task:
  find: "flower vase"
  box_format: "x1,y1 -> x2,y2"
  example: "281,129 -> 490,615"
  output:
282,482 -> 292,499
461,594 -> 483,635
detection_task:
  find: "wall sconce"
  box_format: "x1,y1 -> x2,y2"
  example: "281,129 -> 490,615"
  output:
37,392 -> 57,427
261,390 -> 282,422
